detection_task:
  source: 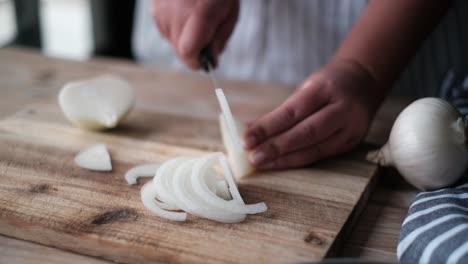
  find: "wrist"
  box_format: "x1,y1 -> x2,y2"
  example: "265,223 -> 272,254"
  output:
325,57 -> 388,114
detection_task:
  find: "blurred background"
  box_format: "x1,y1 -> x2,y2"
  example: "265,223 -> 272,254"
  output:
0,0 -> 135,60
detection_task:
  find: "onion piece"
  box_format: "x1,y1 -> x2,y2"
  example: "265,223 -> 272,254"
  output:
153,157 -> 191,209
219,114 -> 254,179
215,88 -> 242,151
215,180 -> 231,200
74,143 -> 112,171
140,182 -> 187,221
58,75 -> 135,130
125,163 -> 160,185
170,159 -> 199,212
171,157 -> 246,223
219,154 -> 244,204
191,153 -> 267,214
153,197 -> 180,211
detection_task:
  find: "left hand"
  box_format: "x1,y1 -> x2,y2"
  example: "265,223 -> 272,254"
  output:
243,59 -> 382,169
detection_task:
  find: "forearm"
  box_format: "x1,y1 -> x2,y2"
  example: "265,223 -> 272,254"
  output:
334,0 -> 451,99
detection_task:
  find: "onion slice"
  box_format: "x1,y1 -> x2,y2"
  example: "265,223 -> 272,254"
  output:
74,143 -> 112,171
140,182 -> 187,221
125,163 -> 160,185
219,114 -> 254,179
215,180 -> 231,200
219,154 -> 244,204
134,153 -> 267,223
215,88 -> 242,151
153,157 -> 191,209
168,157 -> 245,223
191,153 -> 267,214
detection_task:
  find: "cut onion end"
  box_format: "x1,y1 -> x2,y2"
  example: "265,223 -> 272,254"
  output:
74,143 -> 112,171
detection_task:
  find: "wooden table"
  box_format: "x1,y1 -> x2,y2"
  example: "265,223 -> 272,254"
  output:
0,47 -> 418,262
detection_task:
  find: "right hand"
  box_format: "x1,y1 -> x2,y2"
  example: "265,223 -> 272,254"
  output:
152,0 -> 239,69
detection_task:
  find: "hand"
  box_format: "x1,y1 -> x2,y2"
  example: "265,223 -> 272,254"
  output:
243,59 -> 383,169
152,0 -> 239,69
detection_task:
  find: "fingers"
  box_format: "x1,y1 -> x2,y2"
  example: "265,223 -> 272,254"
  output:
152,0 -> 238,69
243,77 -> 329,149
212,1 -> 239,57
249,103 -> 342,165
178,7 -> 219,69
258,130 -> 355,170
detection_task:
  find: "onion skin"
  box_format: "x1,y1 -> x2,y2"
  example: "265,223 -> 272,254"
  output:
367,98 -> 468,191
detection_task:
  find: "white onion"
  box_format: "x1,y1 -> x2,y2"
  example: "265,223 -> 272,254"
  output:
218,154 -> 244,204
153,157 -> 190,209
215,180 -> 231,200
58,75 -> 135,130
125,163 -> 160,185
191,153 -> 267,214
215,88 -> 242,151
140,182 -> 187,221
74,143 -> 112,171
172,157 -> 246,223
367,98 -> 468,190
132,153 -> 267,223
219,114 -> 254,180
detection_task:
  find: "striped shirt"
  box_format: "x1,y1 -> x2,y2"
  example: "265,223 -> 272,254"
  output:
399,183 -> 468,263
133,0 -> 468,105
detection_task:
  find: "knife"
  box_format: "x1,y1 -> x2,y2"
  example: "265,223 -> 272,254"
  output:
199,47 -> 243,151
199,47 -> 220,89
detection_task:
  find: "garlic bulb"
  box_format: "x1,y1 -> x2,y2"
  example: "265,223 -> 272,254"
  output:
367,98 -> 468,190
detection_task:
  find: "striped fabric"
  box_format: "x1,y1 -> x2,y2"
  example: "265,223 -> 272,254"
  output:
440,71 -> 468,117
398,183 -> 468,263
133,0 -> 468,99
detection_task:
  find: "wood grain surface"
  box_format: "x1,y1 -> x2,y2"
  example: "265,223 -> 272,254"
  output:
0,47 -> 418,263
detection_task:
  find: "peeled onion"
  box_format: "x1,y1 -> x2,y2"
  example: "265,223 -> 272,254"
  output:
58,75 -> 135,130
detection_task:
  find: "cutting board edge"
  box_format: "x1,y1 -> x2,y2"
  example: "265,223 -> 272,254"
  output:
324,165 -> 381,257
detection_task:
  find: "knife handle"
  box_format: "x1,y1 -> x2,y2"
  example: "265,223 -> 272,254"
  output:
200,46 -> 215,72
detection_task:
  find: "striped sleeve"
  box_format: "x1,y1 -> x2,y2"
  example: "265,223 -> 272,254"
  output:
398,183 -> 468,263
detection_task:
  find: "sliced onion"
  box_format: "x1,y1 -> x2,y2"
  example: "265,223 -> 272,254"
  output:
215,180 -> 231,200
215,88 -> 242,152
135,153 -> 266,223
170,159 -> 199,212
125,163 -> 160,185
152,157 -> 190,209
168,157 -> 245,223
191,153 -> 267,214
219,154 -> 244,204
140,182 -> 186,221
219,114 -> 254,179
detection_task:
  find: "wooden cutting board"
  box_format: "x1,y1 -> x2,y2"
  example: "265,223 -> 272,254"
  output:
0,48 -> 379,263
